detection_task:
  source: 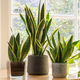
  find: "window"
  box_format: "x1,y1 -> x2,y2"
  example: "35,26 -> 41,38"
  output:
11,0 -> 78,40
11,0 -> 41,40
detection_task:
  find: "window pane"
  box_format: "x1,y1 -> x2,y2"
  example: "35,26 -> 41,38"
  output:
46,0 -> 74,15
48,19 -> 74,40
78,19 -> 80,39
12,0 -> 43,14
11,17 -> 27,40
11,16 -> 38,39
78,0 -> 80,16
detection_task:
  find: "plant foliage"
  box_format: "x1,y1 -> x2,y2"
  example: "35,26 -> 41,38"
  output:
20,0 -> 58,55
47,31 -> 79,63
8,33 -> 31,62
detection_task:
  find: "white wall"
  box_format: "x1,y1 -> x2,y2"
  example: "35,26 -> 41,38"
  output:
0,0 -> 1,69
0,0 -> 9,69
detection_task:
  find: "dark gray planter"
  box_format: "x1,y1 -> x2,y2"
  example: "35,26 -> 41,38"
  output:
52,63 -> 67,78
27,55 -> 49,75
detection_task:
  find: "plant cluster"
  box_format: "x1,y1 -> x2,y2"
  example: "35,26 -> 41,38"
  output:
47,31 -> 79,63
8,0 -> 80,64
8,33 -> 31,62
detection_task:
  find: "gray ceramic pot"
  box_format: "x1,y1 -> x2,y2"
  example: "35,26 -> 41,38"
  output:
52,63 -> 67,78
27,55 -> 49,75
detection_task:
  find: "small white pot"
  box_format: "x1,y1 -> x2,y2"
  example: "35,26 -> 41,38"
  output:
52,63 -> 67,78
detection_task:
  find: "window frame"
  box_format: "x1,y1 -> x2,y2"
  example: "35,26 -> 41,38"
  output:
74,0 -> 78,41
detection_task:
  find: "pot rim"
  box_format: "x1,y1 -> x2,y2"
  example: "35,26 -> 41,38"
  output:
28,55 -> 48,57
52,62 -> 67,64
10,60 -> 26,64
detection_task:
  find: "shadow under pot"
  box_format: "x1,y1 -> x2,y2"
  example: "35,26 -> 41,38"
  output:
27,55 -> 49,75
10,62 -> 25,77
52,63 -> 67,78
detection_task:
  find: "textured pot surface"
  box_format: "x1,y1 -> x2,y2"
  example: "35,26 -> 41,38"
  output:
52,63 -> 67,78
27,55 -> 49,75
10,62 -> 25,76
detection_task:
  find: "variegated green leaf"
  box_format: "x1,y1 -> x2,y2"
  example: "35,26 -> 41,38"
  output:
8,43 -> 14,61
36,39 -> 44,49
29,8 -> 36,31
20,13 -> 25,25
46,13 -> 50,25
13,36 -> 18,57
37,0 -> 41,26
25,6 -> 32,35
40,3 -> 45,21
16,33 -> 20,45
52,35 -> 57,53
46,18 -> 52,33
67,53 -> 80,62
20,13 -> 29,35
21,35 -> 31,61
9,35 -> 14,46
72,40 -> 80,46
62,46 -> 67,61
36,38 -> 54,62
41,18 -> 52,44
49,48 -> 56,61
41,24 -> 47,44
36,19 -> 45,42
42,27 -> 59,55
36,39 -> 43,55
63,36 -> 73,62
62,36 -> 66,48
47,50 -> 54,62
47,35 -> 53,49
58,31 -> 60,43
75,41 -> 80,51
8,43 -> 17,62
17,44 -> 21,61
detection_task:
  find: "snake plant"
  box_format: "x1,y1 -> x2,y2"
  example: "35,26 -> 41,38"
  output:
47,31 -> 79,63
20,0 -> 58,55
8,33 -> 31,62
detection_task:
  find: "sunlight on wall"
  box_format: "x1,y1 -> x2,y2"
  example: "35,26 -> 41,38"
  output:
0,0 -> 1,69
0,0 -> 8,69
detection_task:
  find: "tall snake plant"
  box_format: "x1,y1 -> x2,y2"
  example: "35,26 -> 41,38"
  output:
47,31 -> 79,63
20,0 -> 58,55
8,33 -> 31,62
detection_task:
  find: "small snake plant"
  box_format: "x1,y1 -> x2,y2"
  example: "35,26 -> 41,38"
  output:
8,33 -> 31,62
47,31 -> 79,63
